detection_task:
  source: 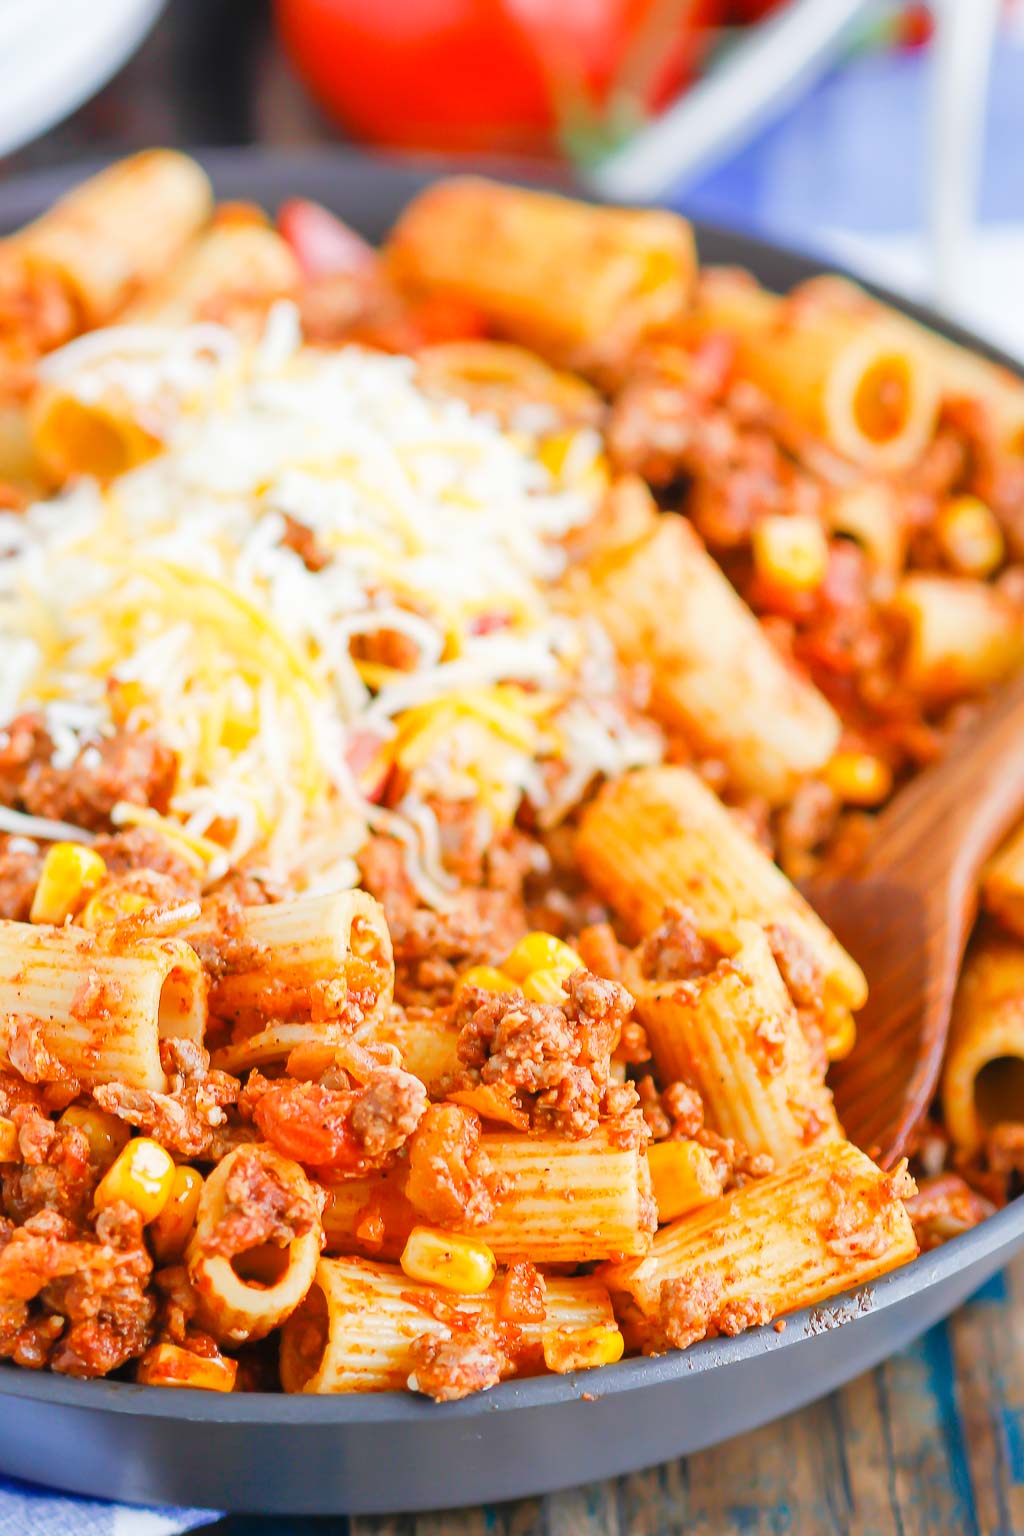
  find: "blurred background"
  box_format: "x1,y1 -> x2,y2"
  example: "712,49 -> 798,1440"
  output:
1,0 -> 1019,346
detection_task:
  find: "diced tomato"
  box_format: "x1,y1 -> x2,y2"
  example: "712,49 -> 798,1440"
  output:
404,295 -> 490,348
344,728 -> 392,804
253,1082 -> 367,1171
278,198 -> 380,280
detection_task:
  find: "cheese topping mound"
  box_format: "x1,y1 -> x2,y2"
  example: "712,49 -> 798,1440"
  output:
0,308 -> 657,897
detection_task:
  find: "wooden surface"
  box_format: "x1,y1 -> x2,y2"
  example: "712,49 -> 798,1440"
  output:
204,1252 -> 1024,1536
818,668 -> 1024,1165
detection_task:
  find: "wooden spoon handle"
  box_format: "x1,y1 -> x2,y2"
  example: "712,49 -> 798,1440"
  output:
865,668 -> 1024,880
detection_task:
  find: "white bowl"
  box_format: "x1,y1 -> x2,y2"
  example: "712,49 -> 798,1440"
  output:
0,0 -> 165,157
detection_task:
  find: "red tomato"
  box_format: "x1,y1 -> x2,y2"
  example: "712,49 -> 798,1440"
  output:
726,0 -> 787,18
278,198 -> 379,279
274,0 -> 724,157
253,1081 -> 366,1171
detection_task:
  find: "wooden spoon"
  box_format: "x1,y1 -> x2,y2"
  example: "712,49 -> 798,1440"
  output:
805,668 -> 1024,1167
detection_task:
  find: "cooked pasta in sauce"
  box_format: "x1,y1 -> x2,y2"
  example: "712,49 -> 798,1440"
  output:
0,154 -> 1020,1397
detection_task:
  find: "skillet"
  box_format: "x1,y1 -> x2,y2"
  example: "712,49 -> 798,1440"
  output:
0,147 -> 1021,1515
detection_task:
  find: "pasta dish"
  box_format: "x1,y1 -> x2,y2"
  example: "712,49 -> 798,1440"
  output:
0,153 -> 1020,1400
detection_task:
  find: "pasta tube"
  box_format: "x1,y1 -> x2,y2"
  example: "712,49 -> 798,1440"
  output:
627,921 -> 842,1167
123,222 -> 299,328
942,929 -> 1024,1156
30,384 -> 164,484
0,920 -> 205,1091
572,505 -> 840,802
983,820 -> 1024,939
576,766 -> 867,1009
387,177 -> 696,374
895,575 -> 1023,702
194,890 -> 393,1037
6,151 -> 212,328
776,271 -> 1024,459
322,1128 -> 655,1263
602,1140 -> 917,1345
279,1255 -> 615,1393
362,1006 -> 461,1094
685,271 -> 939,473
187,1144 -> 323,1345
416,340 -> 603,431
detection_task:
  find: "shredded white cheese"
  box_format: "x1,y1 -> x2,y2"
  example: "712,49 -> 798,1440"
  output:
0,310 -> 658,893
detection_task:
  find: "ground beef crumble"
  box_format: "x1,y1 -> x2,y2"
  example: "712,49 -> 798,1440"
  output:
198,1144 -> 321,1261
407,1328 -> 512,1401
0,839 -> 42,921
186,893 -> 268,981
451,968 -> 645,1142
636,905 -> 723,983
358,830 -> 533,1007
823,1162 -> 917,1261
0,1203 -> 155,1377
94,1038 -> 240,1158
92,828 -> 201,901
656,1274 -> 773,1352
635,1076 -> 773,1190
242,1065 -> 427,1174
2,1105 -> 94,1226
905,1174 -> 995,1252
0,712 -> 177,831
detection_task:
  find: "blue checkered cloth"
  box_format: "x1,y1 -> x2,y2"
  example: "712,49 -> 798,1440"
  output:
0,1475 -> 215,1535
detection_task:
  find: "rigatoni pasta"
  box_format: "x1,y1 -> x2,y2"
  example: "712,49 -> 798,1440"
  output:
387,176 -> 696,374
570,502 -> 840,802
186,1144 -> 323,1345
683,269 -> 940,473
577,766 -> 867,1011
279,1255 -> 618,1395
5,151 -> 212,329
627,920 -> 842,1167
321,1128 -> 655,1263
0,920 -> 206,1090
942,929 -> 1024,1157
602,1140 -> 918,1346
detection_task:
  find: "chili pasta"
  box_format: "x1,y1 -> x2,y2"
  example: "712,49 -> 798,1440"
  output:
0,157 -> 1021,1399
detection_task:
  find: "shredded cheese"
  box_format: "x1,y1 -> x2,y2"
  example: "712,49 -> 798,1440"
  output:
0,309 -> 658,894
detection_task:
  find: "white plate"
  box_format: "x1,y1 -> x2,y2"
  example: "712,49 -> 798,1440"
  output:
0,0 -> 165,157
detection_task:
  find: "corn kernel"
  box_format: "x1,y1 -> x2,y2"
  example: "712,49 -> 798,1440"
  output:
400,1226 -> 496,1294
537,432 -> 574,478
150,1166 -> 204,1262
29,843 -> 107,925
752,514 -> 829,593
521,967 -> 573,1005
824,750 -> 893,808
542,1324 -> 625,1374
452,965 -> 519,1004
937,495 -> 1004,579
647,1140 -> 722,1222
823,996 -> 857,1062
60,1106 -> 131,1169
94,1137 -> 175,1223
137,1343 -> 237,1392
80,886 -> 153,930
0,1117 -> 19,1162
504,932 -> 583,983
